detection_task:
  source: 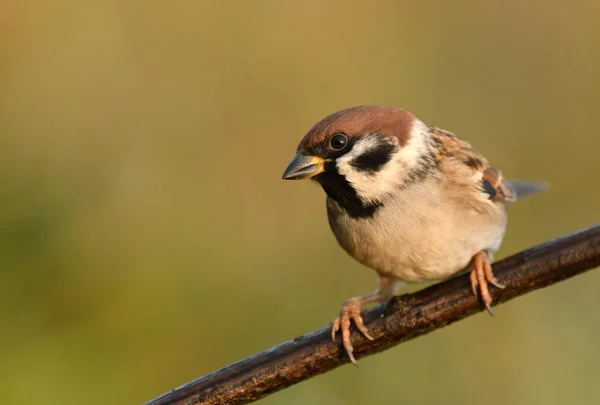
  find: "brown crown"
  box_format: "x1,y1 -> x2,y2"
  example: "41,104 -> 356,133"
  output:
298,105 -> 416,150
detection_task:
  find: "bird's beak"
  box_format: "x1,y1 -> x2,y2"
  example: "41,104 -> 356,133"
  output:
282,153 -> 326,180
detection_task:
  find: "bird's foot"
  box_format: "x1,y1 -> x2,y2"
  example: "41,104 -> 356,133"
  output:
469,250 -> 505,315
331,297 -> 374,365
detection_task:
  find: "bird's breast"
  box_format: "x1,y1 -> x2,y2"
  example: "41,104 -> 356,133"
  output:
326,183 -> 507,282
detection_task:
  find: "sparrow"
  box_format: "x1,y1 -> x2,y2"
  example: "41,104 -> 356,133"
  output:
282,105 -> 546,364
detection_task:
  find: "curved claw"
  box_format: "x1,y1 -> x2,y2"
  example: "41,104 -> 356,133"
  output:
483,259 -> 506,289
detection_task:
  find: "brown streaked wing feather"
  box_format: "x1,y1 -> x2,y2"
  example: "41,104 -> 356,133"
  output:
481,166 -> 517,203
430,127 -> 516,203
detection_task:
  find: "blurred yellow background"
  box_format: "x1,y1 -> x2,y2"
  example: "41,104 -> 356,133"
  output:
1,1 -> 599,404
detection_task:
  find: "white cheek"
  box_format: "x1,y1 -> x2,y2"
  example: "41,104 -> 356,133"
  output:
395,119 -> 429,169
336,120 -> 430,203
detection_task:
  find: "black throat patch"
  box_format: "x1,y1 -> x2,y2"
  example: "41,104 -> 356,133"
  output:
309,134 -> 397,219
314,166 -> 381,218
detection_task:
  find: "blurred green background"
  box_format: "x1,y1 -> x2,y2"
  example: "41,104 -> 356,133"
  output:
1,1 -> 599,404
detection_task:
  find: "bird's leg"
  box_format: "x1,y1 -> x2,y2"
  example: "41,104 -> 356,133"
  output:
331,275 -> 401,365
469,250 -> 505,315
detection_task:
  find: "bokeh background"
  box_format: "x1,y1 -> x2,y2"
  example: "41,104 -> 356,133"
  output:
2,1 -> 599,404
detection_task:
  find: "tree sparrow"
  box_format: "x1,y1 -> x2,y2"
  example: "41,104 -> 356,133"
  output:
282,105 -> 546,364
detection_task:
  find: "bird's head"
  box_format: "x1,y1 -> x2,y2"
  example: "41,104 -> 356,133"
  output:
282,106 -> 433,217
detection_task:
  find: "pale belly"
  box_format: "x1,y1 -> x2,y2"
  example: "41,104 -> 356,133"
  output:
326,194 -> 507,283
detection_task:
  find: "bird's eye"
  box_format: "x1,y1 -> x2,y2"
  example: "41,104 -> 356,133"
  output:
329,133 -> 348,150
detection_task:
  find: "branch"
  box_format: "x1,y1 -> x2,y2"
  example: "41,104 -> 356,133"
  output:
145,225 -> 600,405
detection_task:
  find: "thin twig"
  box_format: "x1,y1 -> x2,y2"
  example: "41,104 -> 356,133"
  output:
145,224 -> 600,405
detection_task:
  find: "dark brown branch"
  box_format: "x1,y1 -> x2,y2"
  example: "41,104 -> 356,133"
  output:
145,224 -> 600,405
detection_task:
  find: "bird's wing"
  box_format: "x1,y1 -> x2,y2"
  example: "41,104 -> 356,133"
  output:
429,127 -> 519,204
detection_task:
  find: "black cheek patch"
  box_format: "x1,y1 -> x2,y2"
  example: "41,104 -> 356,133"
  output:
349,142 -> 396,173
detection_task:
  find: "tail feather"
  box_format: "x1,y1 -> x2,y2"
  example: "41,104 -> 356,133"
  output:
507,180 -> 548,201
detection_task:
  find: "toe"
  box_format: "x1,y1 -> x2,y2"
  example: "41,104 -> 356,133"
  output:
486,270 -> 505,289
483,260 -> 505,289
331,318 -> 340,343
478,278 -> 496,316
469,270 -> 479,296
341,316 -> 355,361
350,309 -> 374,341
